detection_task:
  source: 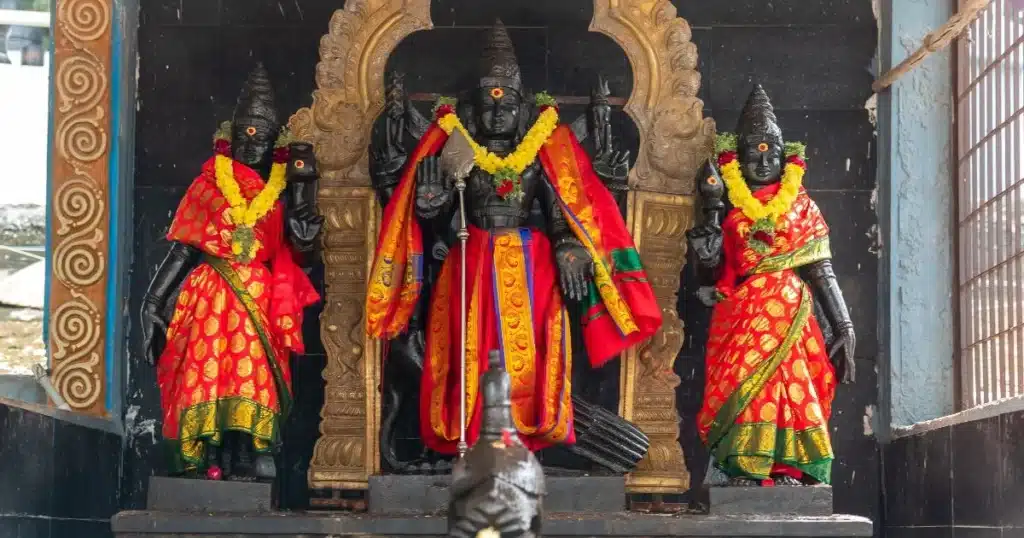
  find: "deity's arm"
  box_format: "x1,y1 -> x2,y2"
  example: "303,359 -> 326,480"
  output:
283,143 -> 323,266
144,241 -> 201,312
798,259 -> 853,335
534,165 -> 576,245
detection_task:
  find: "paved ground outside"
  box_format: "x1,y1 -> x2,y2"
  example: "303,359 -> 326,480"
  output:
0,60 -> 48,375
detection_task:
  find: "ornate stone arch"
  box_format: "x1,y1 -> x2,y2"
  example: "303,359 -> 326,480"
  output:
290,0 -> 714,493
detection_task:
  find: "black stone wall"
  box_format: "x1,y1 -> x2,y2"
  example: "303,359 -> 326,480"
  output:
0,401 -> 121,538
884,409 -> 1024,538
125,0 -> 880,526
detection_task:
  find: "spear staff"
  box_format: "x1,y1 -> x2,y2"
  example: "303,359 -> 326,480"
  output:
439,128 -> 477,458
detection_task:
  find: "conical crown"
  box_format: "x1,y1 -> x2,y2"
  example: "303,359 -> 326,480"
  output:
233,63 -> 280,130
478,19 -> 523,93
736,84 -> 782,147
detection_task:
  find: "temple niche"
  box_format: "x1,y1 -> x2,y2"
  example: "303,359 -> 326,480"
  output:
287,0 -> 714,506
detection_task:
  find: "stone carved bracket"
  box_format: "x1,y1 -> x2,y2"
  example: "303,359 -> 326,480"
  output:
591,0 -> 716,493
591,0 -> 715,196
49,0 -> 114,415
288,0 -> 433,491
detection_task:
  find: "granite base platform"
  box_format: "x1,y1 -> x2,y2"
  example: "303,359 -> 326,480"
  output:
368,474 -> 625,514
146,476 -> 274,513
111,510 -> 874,537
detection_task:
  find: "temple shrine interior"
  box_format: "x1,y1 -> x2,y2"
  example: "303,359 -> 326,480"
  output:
0,0 -> 1021,537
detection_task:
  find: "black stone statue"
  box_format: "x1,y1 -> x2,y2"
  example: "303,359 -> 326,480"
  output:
369,20 -> 650,476
448,350 -> 545,538
139,64 -> 322,482
687,85 -> 855,488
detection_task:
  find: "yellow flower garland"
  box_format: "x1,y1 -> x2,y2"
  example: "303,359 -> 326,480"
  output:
213,154 -> 287,261
436,106 -> 560,197
720,159 -> 805,224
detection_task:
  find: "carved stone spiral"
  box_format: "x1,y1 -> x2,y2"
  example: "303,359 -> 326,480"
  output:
58,0 -> 111,42
55,56 -> 108,163
50,299 -> 102,410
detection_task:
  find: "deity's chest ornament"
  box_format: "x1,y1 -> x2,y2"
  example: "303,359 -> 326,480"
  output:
211,121 -> 295,263
433,92 -> 560,202
715,132 -> 808,254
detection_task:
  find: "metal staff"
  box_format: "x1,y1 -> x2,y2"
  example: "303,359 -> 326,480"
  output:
439,129 -> 476,459
454,175 -> 469,458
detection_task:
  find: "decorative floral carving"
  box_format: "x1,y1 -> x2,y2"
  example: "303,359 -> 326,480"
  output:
592,0 -> 713,493
49,0 -> 112,415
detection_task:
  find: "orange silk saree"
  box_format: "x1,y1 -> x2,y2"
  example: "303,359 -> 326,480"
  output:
698,184 -> 837,484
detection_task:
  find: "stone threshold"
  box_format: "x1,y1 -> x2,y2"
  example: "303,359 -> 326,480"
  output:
112,510 -> 874,537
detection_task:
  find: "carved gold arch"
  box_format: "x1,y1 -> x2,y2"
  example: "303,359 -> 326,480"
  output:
290,0 -> 714,493
48,0 -> 115,416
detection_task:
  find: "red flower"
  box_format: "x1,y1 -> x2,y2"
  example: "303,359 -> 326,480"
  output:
273,146 -> 290,164
214,139 -> 231,157
434,104 -> 455,119
786,155 -> 807,168
752,230 -> 774,246
718,151 -> 738,167
538,104 -> 553,113
496,180 -> 514,197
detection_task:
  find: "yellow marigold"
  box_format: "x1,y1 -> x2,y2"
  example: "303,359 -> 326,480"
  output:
436,107 -> 559,176
720,158 -> 804,226
213,155 -> 287,257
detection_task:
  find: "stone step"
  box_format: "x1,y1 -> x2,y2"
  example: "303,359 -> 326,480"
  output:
708,485 -> 834,517
368,474 -> 625,514
146,476 -> 274,513
111,510 -> 874,537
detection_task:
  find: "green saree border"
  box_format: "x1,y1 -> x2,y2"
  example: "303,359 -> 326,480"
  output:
205,255 -> 293,417
752,237 -> 832,275
713,422 -> 834,484
165,396 -> 281,474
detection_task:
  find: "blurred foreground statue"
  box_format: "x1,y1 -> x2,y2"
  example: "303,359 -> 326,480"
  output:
449,350 -> 545,538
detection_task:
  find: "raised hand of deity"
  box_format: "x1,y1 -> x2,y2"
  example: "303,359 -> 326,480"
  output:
415,155 -> 451,220
555,237 -> 594,301
590,79 -> 630,187
285,142 -> 324,255
686,159 -> 726,271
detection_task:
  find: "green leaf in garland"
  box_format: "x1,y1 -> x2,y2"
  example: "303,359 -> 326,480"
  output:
535,91 -> 558,108
432,96 -> 458,114
784,141 -> 807,160
715,132 -> 738,155
214,120 -> 232,143
275,126 -> 295,149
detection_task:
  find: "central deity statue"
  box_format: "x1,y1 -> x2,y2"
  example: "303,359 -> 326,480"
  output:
365,21 -> 661,463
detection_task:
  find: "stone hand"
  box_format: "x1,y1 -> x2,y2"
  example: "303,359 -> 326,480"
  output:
828,325 -> 857,384
592,123 -> 630,187
371,113 -> 407,181
686,222 -> 724,269
415,156 -> 451,220
696,286 -> 721,307
555,240 -> 594,302
286,142 -> 318,182
288,212 -> 323,253
140,298 -> 168,367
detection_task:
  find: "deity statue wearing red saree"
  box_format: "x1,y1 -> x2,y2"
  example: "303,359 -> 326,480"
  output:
687,85 -> 857,487
140,65 -> 322,480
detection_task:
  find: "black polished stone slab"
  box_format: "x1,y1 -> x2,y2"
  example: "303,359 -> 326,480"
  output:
368,474 -> 625,515
112,510 -> 874,537
146,476 -> 273,513
709,486 -> 833,517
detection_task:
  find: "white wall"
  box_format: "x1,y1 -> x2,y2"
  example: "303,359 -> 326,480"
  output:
0,61 -> 49,207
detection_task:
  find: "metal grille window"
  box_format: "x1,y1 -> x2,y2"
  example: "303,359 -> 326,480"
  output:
957,0 -> 1024,408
